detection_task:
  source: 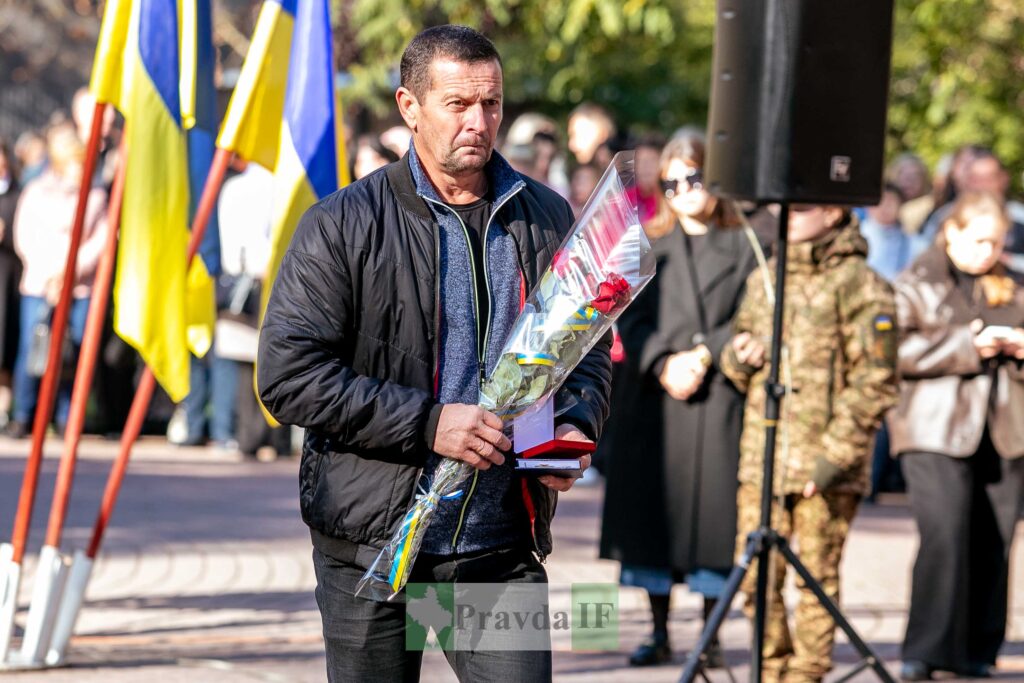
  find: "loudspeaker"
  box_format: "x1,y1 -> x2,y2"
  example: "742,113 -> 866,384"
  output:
705,0 -> 895,205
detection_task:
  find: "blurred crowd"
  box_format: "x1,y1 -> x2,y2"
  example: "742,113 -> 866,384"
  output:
5,89 -> 1024,681
0,87 -> 294,459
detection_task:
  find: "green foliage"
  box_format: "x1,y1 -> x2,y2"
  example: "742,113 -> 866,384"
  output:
340,0 -> 1024,190
887,0 -> 1024,190
342,0 -> 716,133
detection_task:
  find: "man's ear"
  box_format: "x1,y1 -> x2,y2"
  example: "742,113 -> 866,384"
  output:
396,87 -> 419,133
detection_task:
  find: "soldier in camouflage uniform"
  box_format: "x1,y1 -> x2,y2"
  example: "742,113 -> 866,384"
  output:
720,207 -> 899,683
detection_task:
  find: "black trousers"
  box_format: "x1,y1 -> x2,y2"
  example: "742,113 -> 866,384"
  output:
901,436 -> 1024,670
312,543 -> 552,683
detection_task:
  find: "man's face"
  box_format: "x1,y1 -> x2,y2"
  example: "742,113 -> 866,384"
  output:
894,161 -> 928,201
964,157 -> 1010,199
398,58 -> 503,177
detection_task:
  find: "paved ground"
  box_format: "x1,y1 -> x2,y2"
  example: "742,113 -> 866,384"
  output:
1,436 -> 1023,681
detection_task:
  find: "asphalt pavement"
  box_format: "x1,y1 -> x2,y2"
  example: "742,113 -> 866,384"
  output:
1,435 -> 1022,682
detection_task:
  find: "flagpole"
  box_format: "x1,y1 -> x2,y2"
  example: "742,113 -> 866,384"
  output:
0,100 -> 108,667
43,136 -> 127,551
11,139 -> 130,669
7,101 -> 109,567
85,146 -> 232,561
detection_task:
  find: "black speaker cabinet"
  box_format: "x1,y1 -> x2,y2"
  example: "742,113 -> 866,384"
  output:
705,0 -> 895,205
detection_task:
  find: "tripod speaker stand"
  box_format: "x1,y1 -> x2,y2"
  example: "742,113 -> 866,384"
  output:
678,204 -> 895,683
678,0 -> 898,679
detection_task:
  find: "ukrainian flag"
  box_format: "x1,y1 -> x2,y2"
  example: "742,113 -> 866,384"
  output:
216,0 -> 346,424
104,0 -> 194,402
217,0 -> 348,317
181,0 -> 219,358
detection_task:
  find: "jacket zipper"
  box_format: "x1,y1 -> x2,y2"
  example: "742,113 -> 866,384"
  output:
422,187 -> 523,552
451,208 -> 484,551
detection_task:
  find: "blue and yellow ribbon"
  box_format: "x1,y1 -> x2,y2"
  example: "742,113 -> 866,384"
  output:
565,306 -> 599,331
388,489 -> 464,592
516,352 -> 557,367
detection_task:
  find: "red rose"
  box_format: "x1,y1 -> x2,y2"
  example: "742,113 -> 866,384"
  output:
591,273 -> 631,315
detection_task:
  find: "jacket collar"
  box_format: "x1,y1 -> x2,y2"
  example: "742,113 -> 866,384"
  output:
397,145 -> 524,216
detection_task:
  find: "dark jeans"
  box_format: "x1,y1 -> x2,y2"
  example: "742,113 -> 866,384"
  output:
901,436 -> 1024,670
234,361 -> 291,456
181,351 -> 238,443
869,423 -> 904,499
312,543 -> 552,683
12,295 -> 89,425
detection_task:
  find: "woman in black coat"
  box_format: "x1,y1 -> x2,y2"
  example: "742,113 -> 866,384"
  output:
600,130 -> 760,666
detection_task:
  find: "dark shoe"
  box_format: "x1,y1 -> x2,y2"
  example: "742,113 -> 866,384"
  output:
5,420 -> 28,439
900,660 -> 932,681
956,662 -> 992,678
629,638 -> 671,666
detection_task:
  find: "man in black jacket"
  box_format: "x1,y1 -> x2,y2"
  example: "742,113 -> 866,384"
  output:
257,25 -> 612,682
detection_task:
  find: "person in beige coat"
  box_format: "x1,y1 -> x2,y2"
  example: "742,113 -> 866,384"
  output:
888,192 -> 1024,681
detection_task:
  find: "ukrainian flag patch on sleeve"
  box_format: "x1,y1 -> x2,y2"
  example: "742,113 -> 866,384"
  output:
870,314 -> 896,364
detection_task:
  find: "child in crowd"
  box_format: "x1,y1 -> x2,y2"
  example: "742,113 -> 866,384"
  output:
720,205 -> 899,683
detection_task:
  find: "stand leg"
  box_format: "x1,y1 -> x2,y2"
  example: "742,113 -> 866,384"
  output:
45,550 -> 93,666
680,533 -> 761,683
16,545 -> 69,666
0,543 -> 18,663
775,538 -> 895,683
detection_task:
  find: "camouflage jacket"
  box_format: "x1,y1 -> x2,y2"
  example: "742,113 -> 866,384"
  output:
720,220 -> 899,495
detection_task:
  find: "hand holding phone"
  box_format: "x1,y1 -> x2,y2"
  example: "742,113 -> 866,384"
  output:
976,325 -> 1014,346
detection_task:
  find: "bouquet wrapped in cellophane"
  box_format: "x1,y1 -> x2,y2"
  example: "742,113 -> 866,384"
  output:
356,152 -> 656,601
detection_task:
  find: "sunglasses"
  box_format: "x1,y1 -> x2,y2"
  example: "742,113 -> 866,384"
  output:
661,170 -> 704,198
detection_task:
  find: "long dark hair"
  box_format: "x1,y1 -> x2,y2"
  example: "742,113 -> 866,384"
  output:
645,129 -> 739,239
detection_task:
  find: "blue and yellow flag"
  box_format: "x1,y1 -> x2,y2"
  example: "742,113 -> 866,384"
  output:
181,0 -> 218,358
89,0 -> 132,108
217,0 -> 348,316
217,0 -> 348,423
94,0 -> 192,402
217,0 -> 295,172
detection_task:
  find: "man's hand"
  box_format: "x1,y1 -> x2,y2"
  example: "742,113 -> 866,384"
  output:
433,404 -> 511,470
659,349 -> 708,401
802,481 -> 817,498
537,424 -> 593,492
731,332 -> 767,369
